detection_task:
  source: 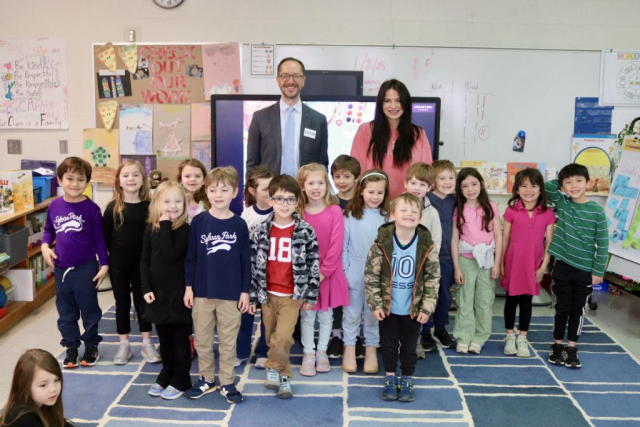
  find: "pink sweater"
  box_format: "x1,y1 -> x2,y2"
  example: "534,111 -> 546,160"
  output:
350,121 -> 433,199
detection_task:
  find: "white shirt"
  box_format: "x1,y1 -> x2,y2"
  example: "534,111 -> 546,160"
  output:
279,98 -> 302,174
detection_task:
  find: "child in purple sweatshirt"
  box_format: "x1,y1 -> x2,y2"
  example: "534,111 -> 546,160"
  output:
42,157 -> 109,369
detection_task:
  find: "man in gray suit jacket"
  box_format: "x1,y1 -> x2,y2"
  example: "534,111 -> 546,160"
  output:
246,57 -> 328,178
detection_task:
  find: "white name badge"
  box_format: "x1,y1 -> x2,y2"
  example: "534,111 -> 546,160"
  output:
303,128 -> 317,139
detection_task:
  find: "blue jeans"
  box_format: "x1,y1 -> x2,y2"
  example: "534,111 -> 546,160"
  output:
55,259 -> 103,348
236,309 -> 269,359
424,258 -> 455,334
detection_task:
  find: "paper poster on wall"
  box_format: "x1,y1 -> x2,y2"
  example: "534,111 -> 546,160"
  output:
600,50 -> 640,106
191,103 -> 211,141
119,104 -> 152,155
202,42 -> 242,95
251,44 -> 275,76
120,154 -> 156,176
0,37 -> 68,129
153,105 -> 190,161
191,141 -> 212,171
82,128 -> 119,183
571,134 -> 615,196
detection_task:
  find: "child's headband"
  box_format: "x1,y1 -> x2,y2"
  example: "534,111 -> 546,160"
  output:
359,172 -> 387,184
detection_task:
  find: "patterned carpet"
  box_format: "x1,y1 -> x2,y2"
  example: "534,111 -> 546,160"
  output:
59,306 -> 640,427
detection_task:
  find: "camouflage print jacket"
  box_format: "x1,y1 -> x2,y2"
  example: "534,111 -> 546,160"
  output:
250,212 -> 320,305
365,222 -> 441,319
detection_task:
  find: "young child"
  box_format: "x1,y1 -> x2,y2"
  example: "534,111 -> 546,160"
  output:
501,168 -> 555,358
0,349 -> 73,427
103,160 -> 160,366
297,163 -> 350,376
423,160 -> 457,351
342,169 -> 390,374
405,162 -> 441,252
177,159 -> 209,223
236,165 -> 274,369
184,166 -> 250,404
42,157 -> 109,369
545,163 -> 608,368
328,154 -> 361,358
141,182 -> 192,400
249,174 -> 320,399
365,193 -> 440,402
451,167 -> 502,354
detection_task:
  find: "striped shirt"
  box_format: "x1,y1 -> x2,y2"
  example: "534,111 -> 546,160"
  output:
544,180 -> 609,277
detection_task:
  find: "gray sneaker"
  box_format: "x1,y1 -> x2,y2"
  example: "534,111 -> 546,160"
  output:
113,342 -> 131,365
277,375 -> 293,399
142,343 -> 161,363
504,335 -> 517,355
265,368 -> 280,390
516,336 -> 531,358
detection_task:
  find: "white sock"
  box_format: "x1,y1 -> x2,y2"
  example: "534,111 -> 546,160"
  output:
506,333 -> 515,337
142,338 -> 151,346
120,339 -> 130,346
332,329 -> 342,339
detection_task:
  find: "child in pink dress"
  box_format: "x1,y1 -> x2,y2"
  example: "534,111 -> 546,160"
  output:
501,168 -> 555,357
296,163 -> 350,376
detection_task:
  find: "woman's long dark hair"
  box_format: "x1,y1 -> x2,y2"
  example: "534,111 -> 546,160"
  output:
455,167 -> 494,234
368,79 -> 422,168
508,168 -> 548,212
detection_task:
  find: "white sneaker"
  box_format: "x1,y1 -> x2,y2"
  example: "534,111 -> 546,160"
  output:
516,336 -> 531,358
456,342 -> 469,354
468,342 -> 482,354
255,357 -> 268,370
113,342 -> 131,365
234,357 -> 249,367
142,343 -> 161,363
504,335 -> 517,355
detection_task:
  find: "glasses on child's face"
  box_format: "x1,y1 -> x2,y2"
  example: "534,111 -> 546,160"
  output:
271,196 -> 297,205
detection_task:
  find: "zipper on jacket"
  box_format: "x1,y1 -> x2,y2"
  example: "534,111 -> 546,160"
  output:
411,244 -> 433,319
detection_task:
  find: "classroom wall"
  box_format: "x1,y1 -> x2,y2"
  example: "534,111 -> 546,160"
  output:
1,0 -> 640,177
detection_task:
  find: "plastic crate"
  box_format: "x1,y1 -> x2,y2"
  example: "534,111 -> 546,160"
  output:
0,225 -> 29,268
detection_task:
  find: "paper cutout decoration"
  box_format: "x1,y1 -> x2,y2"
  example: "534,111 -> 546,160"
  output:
98,100 -> 118,129
82,128 -> 119,183
117,44 -> 138,74
95,42 -> 117,72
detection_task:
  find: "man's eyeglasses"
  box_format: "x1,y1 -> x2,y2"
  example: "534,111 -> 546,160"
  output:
271,196 -> 298,205
278,74 -> 304,82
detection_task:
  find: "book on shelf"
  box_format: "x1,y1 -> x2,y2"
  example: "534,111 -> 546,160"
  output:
483,163 -> 508,194
507,162 -> 537,193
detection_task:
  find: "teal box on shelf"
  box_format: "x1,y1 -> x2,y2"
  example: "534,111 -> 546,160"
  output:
33,176 -> 56,200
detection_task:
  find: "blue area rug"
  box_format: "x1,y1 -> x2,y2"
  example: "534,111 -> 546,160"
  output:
58,308 -> 640,426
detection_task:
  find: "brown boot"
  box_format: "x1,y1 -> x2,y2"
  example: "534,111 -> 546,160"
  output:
342,345 -> 357,373
363,346 -> 379,374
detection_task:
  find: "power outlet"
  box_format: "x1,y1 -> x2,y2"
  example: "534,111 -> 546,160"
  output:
59,140 -> 68,154
7,139 -> 22,154
124,27 -> 141,43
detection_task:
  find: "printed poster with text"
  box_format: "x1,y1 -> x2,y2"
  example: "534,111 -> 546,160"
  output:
0,37 -> 68,129
571,134 -> 616,196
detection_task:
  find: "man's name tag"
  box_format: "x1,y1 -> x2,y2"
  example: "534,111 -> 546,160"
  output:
304,128 -> 317,139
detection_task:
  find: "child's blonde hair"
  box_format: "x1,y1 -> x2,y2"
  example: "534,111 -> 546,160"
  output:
177,158 -> 210,210
148,181 -> 188,231
296,163 -> 338,214
110,160 -> 150,230
244,166 -> 273,207
432,159 -> 457,177
205,166 -> 239,191
390,193 -> 423,219
405,162 -> 436,186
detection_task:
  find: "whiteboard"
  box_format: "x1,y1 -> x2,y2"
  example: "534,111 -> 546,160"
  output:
242,45 -> 600,169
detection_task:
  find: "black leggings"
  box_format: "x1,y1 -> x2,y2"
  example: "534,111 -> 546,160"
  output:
110,252 -> 151,335
504,294 -> 533,332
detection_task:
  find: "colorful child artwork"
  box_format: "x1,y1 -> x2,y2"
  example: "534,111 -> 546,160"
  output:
611,174 -> 640,199
202,42 -> 242,95
96,70 -> 132,99
571,135 -> 616,196
98,100 -> 118,129
116,44 -> 138,74
120,155 -> 157,176
191,141 -> 212,171
120,104 -> 153,155
95,42 -> 117,72
82,128 -> 119,183
153,105 -> 190,161
191,103 -> 211,141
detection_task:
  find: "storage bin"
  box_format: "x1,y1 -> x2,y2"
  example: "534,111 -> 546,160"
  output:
0,225 -> 29,268
33,176 -> 56,200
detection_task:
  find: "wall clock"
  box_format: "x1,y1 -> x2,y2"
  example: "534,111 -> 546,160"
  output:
153,0 -> 185,9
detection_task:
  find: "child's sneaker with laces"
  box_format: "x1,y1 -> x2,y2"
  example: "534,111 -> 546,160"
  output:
185,375 -> 217,399
563,346 -> 581,369
113,342 -> 132,365
516,336 -> 531,358
161,385 -> 184,400
300,353 -> 316,376
456,342 -> 469,354
504,334 -> 517,355
254,357 -> 268,370
142,343 -> 161,363
327,336 -> 343,359
265,368 -> 280,390
397,376 -> 415,402
80,346 -> 100,367
548,343 -> 565,365
63,347 -> 79,369
382,375 -> 398,401
220,384 -> 243,403
468,342 -> 482,354
315,350 -> 331,373
148,383 -> 164,397
433,329 -> 454,348
277,375 -> 294,399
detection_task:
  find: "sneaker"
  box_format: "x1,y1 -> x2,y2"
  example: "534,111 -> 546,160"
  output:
80,346 -> 100,367
433,329 -> 454,348
220,384 -> 244,404
397,376 -> 415,402
148,383 -> 164,397
277,375 -> 293,399
300,353 -> 316,376
63,348 -> 79,369
416,342 -> 426,359
113,342 -> 132,365
548,343 -> 565,365
504,335 -> 517,355
234,357 -> 249,368
382,375 -> 398,401
255,357 -> 268,370
185,376 -> 217,399
355,337 -> 366,359
189,335 -> 195,359
142,343 -> 161,364
316,350 -> 331,373
327,336 -> 343,359
563,346 -> 581,369
420,333 -> 438,352
516,336 -> 531,358
468,342 -> 482,354
456,342 -> 469,354
265,368 -> 281,390
161,385 -> 184,400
